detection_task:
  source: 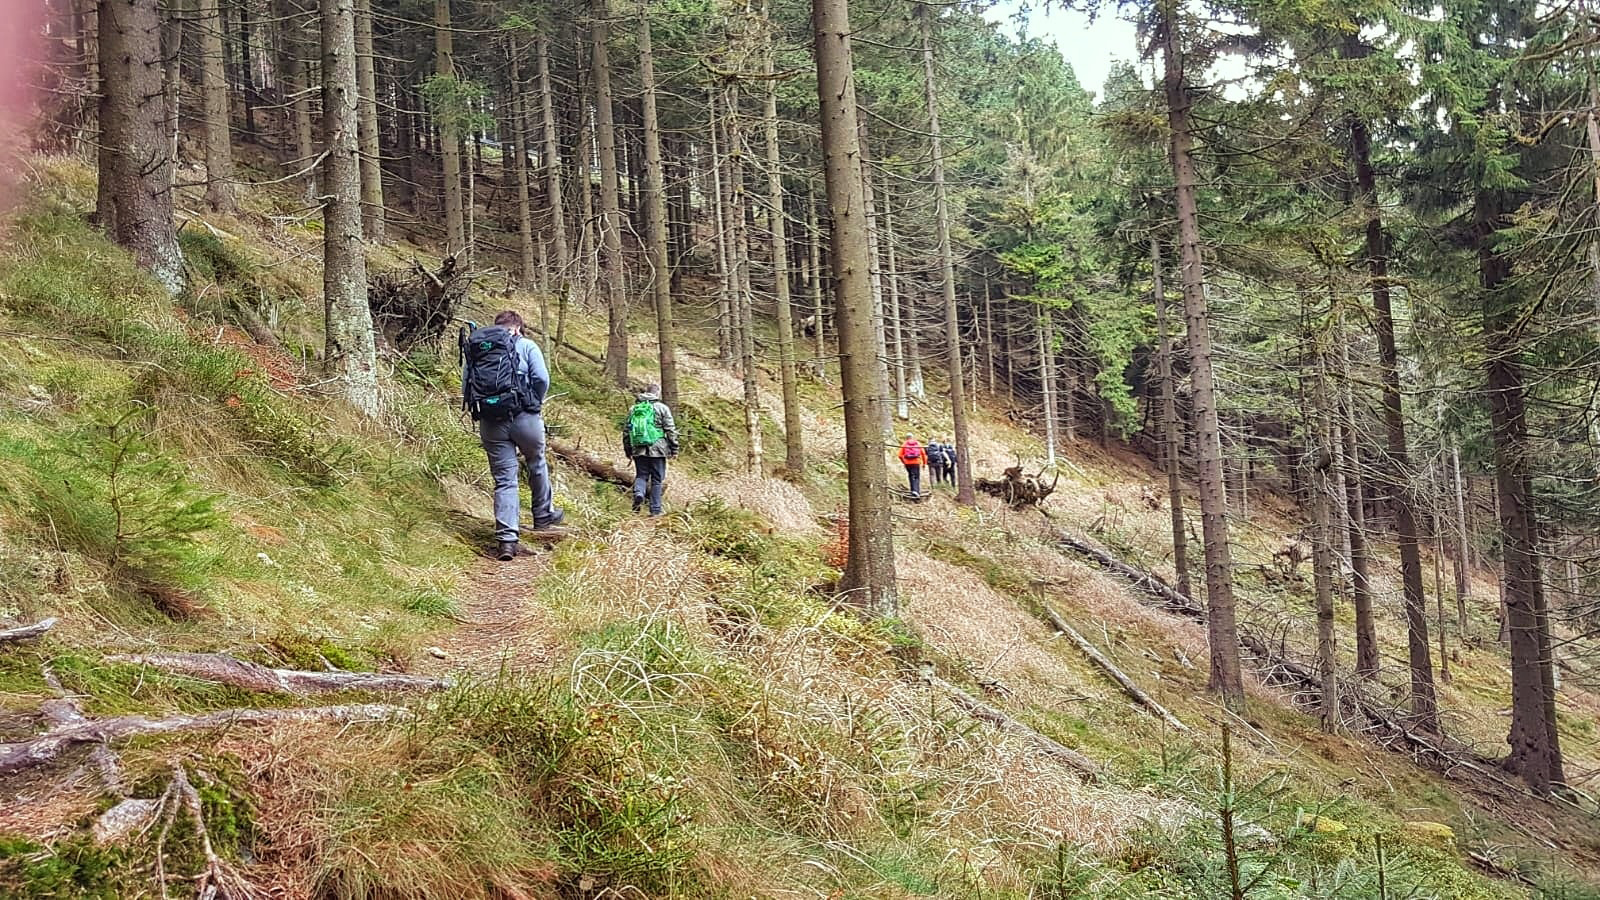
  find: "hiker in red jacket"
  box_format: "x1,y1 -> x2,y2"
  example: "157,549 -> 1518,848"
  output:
897,434 -> 925,499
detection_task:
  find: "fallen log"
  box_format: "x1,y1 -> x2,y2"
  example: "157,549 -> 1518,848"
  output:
1052,531 -> 1202,620
976,465 -> 1060,510
106,652 -> 451,695
926,673 -> 1100,778
1039,604 -> 1189,733
548,438 -> 632,487
0,618 -> 57,644
0,704 -> 406,776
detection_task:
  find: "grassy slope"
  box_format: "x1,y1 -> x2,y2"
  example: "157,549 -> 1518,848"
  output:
0,156 -> 1596,898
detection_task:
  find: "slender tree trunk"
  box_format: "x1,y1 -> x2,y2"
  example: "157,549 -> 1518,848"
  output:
808,191 -> 825,375
281,0 -> 315,203
1352,113 -> 1437,729
1342,336 -> 1380,676
764,22 -> 803,472
984,280 -> 995,397
1452,445 -> 1471,633
882,193 -> 909,421
509,50 -> 536,287
1154,237 -> 1191,600
161,0 -> 181,176
1040,311 -> 1058,464
198,0 -> 236,211
1309,356 -> 1338,732
353,0 -> 383,242
98,0 -> 185,293
1434,497 -> 1451,683
537,34 -> 571,349
435,0 -> 464,255
918,1 -> 973,504
235,0 -> 257,137
636,5 -> 678,408
858,124 -> 893,436
320,0 -> 378,415
591,0 -> 628,385
813,0 -> 896,615
709,91 -> 734,366
1162,3 -> 1241,704
726,83 -> 763,474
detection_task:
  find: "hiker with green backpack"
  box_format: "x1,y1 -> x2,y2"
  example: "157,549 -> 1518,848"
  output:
622,383 -> 680,516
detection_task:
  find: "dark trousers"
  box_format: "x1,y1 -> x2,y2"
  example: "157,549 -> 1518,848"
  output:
633,455 -> 668,515
904,462 -> 922,498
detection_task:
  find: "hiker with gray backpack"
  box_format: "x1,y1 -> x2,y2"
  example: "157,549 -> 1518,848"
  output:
461,310 -> 564,561
622,383 -> 679,516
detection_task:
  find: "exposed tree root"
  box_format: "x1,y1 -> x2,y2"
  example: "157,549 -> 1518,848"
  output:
0,617 -> 58,644
1038,603 -> 1189,733
925,672 -> 1101,779
547,437 -> 633,487
0,704 -> 406,776
976,465 -> 1060,509
107,652 -> 451,696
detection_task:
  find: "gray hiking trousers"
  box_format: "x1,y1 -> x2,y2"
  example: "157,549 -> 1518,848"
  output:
479,411 -> 556,541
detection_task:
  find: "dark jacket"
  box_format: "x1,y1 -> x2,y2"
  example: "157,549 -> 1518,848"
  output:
926,442 -> 949,466
622,389 -> 680,458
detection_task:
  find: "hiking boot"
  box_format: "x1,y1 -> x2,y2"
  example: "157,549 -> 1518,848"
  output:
533,508 -> 565,530
632,494 -> 644,513
496,540 -> 519,561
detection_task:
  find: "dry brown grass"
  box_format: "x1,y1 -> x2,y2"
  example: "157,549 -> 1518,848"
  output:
544,527 -> 711,633
675,472 -> 821,534
898,551 -> 1096,711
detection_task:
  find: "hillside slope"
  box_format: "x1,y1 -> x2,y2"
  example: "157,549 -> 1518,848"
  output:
1,157 -> 1598,898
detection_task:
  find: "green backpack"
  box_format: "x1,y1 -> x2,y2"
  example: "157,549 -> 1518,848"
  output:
627,401 -> 664,448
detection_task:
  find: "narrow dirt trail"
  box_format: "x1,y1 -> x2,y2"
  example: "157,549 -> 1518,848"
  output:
424,550 -> 564,677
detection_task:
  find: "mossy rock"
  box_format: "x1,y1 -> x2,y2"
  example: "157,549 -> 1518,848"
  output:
1402,820 -> 1456,846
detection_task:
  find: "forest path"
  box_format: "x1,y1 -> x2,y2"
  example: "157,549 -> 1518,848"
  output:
423,547 -> 564,678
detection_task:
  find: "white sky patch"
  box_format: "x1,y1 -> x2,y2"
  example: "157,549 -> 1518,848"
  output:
983,1 -> 1144,99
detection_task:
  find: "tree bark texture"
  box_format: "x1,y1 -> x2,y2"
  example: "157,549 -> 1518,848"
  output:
353,0 -> 384,242
321,0 -> 379,416
435,0 -> 464,255
197,0 -> 235,211
97,0 -> 185,294
764,23 -> 803,472
1162,4 -> 1242,704
637,5 -> 678,409
591,0 -> 629,386
813,0 -> 896,615
1153,237 -> 1191,600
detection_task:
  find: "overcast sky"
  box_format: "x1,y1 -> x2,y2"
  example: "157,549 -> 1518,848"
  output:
982,2 -> 1144,99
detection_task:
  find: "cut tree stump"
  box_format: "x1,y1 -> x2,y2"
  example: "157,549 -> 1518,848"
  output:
1039,603 -> 1189,732
106,652 -> 451,695
0,618 -> 57,644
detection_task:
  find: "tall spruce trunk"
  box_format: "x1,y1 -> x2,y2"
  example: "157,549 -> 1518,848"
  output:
98,0 -> 185,294
813,0 -> 896,615
434,0 -> 464,255
918,1 -> 973,503
1161,4 -> 1242,704
1479,192 -> 1564,795
764,23 -> 803,471
197,0 -> 236,211
638,5 -> 678,408
1154,237 -> 1191,600
983,281 -> 995,396
591,0 -> 628,385
320,0 -> 378,415
858,125 -> 893,436
537,34 -> 571,346
1351,114 -> 1437,728
353,0 -> 383,242
280,0 -> 315,203
1342,335 -> 1380,676
161,2 -> 180,177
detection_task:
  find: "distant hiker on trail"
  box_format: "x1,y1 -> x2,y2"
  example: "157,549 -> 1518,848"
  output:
897,434 -> 925,499
462,310 -> 564,561
623,383 -> 679,516
939,437 -> 958,485
926,439 -> 949,486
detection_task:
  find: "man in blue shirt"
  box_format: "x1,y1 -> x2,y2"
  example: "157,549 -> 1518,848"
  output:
466,310 -> 564,560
